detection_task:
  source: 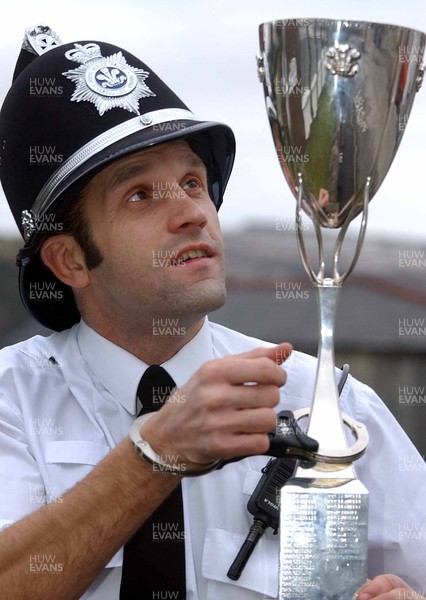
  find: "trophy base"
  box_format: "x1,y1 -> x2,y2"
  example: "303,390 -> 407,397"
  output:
279,478 -> 368,600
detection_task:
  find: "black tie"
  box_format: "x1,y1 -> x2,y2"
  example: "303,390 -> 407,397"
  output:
120,365 -> 186,599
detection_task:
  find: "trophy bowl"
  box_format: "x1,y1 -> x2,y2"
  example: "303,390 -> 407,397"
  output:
257,18 -> 425,600
258,18 -> 425,229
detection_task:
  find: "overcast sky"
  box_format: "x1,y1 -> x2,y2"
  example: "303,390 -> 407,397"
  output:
0,0 -> 425,243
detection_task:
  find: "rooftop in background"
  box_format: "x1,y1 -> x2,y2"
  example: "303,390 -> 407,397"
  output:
214,223 -> 426,353
0,224 -> 425,352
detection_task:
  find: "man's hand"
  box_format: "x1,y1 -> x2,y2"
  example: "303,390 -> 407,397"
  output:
141,342 -> 292,470
356,574 -> 426,599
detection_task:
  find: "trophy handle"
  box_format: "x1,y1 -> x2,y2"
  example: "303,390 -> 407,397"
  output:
334,178 -> 370,283
295,174 -> 370,285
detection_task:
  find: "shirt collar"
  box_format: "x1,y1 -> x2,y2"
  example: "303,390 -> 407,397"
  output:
76,317 -> 214,415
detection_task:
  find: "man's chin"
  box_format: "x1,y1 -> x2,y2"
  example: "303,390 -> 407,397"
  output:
178,284 -> 227,318
206,290 -> 227,314
194,286 -> 227,315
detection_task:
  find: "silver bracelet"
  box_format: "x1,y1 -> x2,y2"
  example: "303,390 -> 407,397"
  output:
129,413 -> 222,477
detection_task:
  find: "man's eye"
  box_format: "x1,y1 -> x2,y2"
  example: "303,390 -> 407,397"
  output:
127,190 -> 147,202
183,178 -> 201,190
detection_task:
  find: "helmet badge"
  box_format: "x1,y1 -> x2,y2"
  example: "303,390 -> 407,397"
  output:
23,25 -> 62,56
62,43 -> 156,116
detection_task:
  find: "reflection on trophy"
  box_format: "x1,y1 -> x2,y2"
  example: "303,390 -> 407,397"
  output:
257,19 -> 425,599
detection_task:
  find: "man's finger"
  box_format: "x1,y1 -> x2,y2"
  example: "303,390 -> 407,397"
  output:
203,356 -> 286,387
234,342 -> 293,365
356,574 -> 418,600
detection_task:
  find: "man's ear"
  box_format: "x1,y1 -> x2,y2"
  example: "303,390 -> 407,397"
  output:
40,235 -> 91,289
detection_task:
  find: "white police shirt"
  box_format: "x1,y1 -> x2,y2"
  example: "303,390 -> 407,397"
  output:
0,317 -> 425,599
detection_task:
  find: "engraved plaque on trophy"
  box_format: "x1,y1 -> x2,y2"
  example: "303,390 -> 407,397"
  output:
257,18 -> 425,599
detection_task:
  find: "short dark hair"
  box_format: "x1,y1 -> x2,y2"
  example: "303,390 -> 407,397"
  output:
61,185 -> 103,270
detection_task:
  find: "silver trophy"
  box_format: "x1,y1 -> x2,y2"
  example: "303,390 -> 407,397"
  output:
257,19 -> 425,599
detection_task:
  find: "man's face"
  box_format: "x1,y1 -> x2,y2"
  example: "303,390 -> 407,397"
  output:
79,140 -> 227,328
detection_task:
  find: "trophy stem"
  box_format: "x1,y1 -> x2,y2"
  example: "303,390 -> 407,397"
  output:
308,283 -> 355,472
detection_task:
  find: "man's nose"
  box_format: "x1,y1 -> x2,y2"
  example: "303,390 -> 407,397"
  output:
166,187 -> 208,231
